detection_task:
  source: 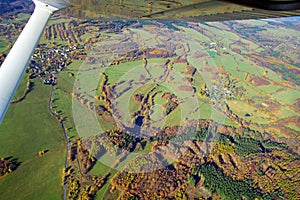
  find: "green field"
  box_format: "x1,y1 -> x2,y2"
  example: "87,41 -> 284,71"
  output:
104,57 -> 212,128
0,80 -> 65,199
286,125 -> 300,132
129,28 -> 156,42
104,60 -> 144,85
12,73 -> 30,100
227,100 -> 269,124
47,18 -> 71,26
279,107 -> 299,118
52,71 -> 79,139
16,13 -> 30,21
257,85 -> 283,94
65,60 -> 83,71
272,89 -> 300,105
0,40 -> 8,52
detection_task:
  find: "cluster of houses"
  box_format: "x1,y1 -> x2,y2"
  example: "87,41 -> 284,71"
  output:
26,44 -> 82,85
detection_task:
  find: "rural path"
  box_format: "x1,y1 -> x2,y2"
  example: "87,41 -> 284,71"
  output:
48,85 -> 70,200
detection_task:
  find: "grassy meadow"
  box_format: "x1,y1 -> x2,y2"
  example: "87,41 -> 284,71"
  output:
0,80 -> 65,199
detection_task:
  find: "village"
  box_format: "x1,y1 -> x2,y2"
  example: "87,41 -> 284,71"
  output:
27,43 -> 85,85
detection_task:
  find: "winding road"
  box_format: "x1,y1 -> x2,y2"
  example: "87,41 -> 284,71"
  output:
48,85 -> 70,200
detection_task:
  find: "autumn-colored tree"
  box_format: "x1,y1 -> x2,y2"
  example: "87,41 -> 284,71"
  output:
198,83 -> 208,98
244,72 -> 249,80
39,150 -> 45,156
